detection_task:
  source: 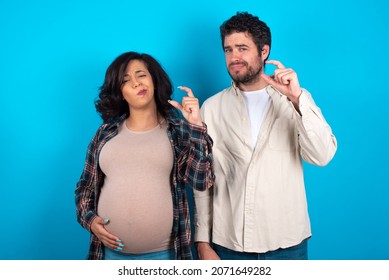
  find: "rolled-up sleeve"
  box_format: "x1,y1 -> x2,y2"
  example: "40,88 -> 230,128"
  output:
178,122 -> 215,191
294,90 -> 337,166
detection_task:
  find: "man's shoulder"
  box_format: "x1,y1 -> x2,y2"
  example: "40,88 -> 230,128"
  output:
202,86 -> 234,108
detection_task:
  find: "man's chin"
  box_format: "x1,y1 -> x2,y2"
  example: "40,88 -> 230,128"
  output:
228,72 -> 245,82
231,77 -> 247,84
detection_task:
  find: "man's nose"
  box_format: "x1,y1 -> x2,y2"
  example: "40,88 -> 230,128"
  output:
230,49 -> 241,61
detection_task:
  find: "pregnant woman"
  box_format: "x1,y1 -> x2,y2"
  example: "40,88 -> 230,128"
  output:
75,51 -> 214,260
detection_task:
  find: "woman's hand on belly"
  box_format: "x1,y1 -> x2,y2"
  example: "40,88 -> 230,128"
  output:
91,216 -> 124,251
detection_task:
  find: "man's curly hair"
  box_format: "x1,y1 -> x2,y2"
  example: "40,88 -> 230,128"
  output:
220,12 -> 271,59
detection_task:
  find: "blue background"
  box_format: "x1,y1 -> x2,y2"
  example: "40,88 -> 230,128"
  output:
1,0 -> 388,260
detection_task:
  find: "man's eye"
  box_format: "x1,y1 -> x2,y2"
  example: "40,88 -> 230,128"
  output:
224,49 -> 231,53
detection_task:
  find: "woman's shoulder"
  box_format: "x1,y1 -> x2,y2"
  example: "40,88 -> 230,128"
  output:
93,115 -> 125,139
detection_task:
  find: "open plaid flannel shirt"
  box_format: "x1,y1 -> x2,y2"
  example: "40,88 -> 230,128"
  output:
75,108 -> 214,259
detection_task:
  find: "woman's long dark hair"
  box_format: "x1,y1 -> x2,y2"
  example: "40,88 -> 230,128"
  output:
95,52 -> 173,123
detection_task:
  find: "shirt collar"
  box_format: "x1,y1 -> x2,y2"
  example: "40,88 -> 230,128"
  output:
106,107 -> 186,129
165,107 -> 182,126
231,81 -> 282,98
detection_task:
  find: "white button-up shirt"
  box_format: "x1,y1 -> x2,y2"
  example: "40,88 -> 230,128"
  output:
194,84 -> 337,253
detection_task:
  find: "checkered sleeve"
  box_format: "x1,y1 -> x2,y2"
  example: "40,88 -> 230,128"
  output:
177,121 -> 215,191
75,126 -> 104,231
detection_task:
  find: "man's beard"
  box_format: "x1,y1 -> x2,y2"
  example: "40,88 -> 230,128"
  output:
228,62 -> 262,85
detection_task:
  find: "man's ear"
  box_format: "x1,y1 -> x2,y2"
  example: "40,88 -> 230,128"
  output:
261,45 -> 270,61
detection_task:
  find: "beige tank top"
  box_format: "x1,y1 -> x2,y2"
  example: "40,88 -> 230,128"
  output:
98,121 -> 174,254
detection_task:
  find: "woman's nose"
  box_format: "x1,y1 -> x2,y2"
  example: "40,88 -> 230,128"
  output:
131,80 -> 141,88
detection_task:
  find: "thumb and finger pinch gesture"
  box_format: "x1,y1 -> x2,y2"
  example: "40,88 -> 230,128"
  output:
168,86 -> 203,127
261,60 -> 302,108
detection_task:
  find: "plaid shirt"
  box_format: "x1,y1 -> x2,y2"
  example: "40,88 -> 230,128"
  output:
75,108 -> 214,260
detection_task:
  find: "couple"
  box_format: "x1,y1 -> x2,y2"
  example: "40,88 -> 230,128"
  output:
75,12 -> 337,260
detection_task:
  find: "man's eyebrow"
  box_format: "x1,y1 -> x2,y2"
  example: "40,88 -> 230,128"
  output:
224,44 -> 249,49
235,44 -> 249,48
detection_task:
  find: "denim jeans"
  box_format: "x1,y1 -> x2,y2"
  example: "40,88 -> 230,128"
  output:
214,239 -> 308,260
104,247 -> 175,260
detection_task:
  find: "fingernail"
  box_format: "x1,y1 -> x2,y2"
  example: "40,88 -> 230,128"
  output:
118,243 -> 124,247
177,86 -> 182,88
116,239 -> 122,242
103,218 -> 109,223
114,247 -> 123,251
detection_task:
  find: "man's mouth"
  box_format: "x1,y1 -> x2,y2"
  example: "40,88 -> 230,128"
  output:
229,63 -> 246,71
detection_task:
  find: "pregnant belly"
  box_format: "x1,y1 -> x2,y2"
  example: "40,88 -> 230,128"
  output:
98,192 -> 174,254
